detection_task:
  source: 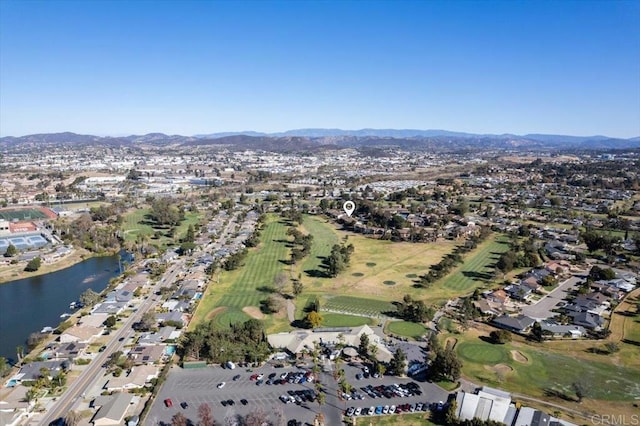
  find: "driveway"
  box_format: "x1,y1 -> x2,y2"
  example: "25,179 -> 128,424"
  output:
521,275 -> 584,320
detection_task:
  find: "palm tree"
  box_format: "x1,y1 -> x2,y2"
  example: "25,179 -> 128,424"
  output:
16,346 -> 24,364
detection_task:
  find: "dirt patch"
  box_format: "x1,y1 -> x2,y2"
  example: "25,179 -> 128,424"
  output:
446,337 -> 458,350
242,306 -> 265,320
485,363 -> 514,374
205,307 -> 226,321
511,350 -> 529,363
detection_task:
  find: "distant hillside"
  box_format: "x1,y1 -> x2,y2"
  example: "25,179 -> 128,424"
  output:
1,129 -> 639,152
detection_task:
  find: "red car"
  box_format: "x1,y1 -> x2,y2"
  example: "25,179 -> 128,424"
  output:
164,398 -> 173,407
249,374 -> 259,381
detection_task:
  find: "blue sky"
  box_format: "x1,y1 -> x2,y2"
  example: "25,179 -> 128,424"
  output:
1,0 -> 639,137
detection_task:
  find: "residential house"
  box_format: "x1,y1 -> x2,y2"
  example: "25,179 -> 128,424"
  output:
129,345 -> 166,365
50,342 -> 87,359
91,393 -> 135,426
492,315 -> 536,333
568,312 -> 604,330
10,360 -> 68,384
59,325 -> 103,344
539,321 -> 586,338
105,365 -> 158,391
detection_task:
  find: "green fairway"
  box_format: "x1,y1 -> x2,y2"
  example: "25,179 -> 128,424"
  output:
298,215 -> 340,285
455,336 -> 640,401
386,321 -> 427,339
430,234 -> 510,299
321,313 -> 375,327
192,215 -> 292,330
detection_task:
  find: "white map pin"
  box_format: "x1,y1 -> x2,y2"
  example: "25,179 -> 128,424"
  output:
343,201 -> 355,217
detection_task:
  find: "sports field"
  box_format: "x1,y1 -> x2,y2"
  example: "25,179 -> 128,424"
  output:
191,216 -> 292,330
0,207 -> 52,221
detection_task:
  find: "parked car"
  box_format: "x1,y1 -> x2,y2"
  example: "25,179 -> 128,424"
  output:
164,398 -> 173,408
180,402 -> 188,409
232,374 -> 241,381
240,399 -> 248,405
217,382 -> 226,388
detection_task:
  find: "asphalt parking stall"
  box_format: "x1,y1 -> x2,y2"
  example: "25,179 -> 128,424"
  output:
146,361 -> 451,425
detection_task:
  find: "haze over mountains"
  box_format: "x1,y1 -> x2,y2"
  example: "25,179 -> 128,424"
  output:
1,129 -> 639,152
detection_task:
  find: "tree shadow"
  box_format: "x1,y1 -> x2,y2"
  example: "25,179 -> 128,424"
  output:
257,286 -> 276,293
291,319 -> 311,329
304,269 -> 330,278
462,271 -> 493,281
543,388 -> 577,402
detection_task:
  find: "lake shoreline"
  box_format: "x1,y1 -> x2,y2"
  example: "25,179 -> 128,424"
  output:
0,248 -> 120,285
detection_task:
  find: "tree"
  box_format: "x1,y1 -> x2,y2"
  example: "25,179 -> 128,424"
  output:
573,380 -> 588,402
4,243 -> 17,257
429,348 -> 462,382
292,280 -> 303,297
0,357 -> 10,378
79,289 -> 100,307
489,330 -> 512,344
103,315 -> 117,328
604,342 -> 620,354
184,224 -> 195,243
306,311 -> 323,328
529,322 -> 544,342
171,412 -> 188,426
138,311 -> 156,331
197,402 -> 214,426
388,348 -> 407,376
358,333 -> 370,358
24,257 -> 42,272
64,410 -> 81,426
273,272 -> 288,294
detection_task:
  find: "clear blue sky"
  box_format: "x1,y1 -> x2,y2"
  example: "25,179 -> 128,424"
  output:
1,0 -> 639,138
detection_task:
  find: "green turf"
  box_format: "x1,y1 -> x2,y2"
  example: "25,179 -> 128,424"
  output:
321,313 -> 375,327
386,321 -> 427,339
298,215 -> 340,283
433,235 -> 510,296
323,295 -> 394,317
456,338 -> 640,401
0,208 -> 47,221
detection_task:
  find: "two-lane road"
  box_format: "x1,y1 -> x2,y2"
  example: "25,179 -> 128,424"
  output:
38,261 -> 184,425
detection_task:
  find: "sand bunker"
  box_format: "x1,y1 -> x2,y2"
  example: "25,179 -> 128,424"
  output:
511,350 -> 529,363
485,363 -> 514,375
242,306 -> 265,320
205,307 -> 226,321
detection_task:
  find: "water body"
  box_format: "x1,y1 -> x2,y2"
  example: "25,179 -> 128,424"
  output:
0,254 -> 123,363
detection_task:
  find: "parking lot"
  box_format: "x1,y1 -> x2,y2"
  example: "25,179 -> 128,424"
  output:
147,361 -> 450,425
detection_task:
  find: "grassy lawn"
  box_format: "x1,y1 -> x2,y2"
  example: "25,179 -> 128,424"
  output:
321,313 -> 375,328
452,330 -> 640,402
386,321 -> 427,340
121,208 -> 203,249
191,215 -> 293,331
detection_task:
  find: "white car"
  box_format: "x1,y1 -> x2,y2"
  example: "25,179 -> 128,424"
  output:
382,405 -> 389,414
389,405 -> 396,414
354,407 -> 362,416
368,406 -> 375,416
217,382 -> 225,388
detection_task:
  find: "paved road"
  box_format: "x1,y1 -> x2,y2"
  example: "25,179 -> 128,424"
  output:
521,275 -> 584,320
38,261 -> 184,425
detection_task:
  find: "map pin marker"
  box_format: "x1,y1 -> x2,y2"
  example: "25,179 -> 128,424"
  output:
343,201 -> 355,217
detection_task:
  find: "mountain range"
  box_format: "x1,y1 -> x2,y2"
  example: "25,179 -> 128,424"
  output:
1,129 -> 639,152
